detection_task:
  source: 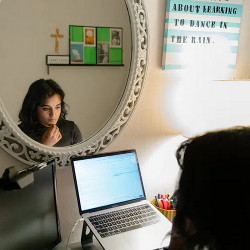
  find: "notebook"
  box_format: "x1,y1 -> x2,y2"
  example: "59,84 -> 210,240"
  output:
71,149 -> 172,250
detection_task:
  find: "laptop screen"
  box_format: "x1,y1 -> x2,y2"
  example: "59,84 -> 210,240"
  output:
71,149 -> 146,213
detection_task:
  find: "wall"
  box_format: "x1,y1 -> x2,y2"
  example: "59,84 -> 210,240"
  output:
0,0 -> 250,246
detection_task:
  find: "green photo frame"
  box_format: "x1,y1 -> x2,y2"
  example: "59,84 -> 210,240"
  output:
69,25 -> 123,65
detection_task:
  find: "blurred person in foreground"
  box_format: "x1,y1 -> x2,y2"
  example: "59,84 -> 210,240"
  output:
167,126 -> 249,250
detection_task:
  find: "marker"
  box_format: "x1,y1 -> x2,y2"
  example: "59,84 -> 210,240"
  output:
162,199 -> 168,209
170,199 -> 174,209
155,196 -> 159,207
157,199 -> 164,209
165,194 -> 169,200
166,200 -> 171,210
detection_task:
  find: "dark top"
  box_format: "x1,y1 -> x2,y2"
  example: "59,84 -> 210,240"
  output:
18,119 -> 83,147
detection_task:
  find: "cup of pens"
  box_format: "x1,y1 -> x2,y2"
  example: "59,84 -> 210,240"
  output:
151,194 -> 176,222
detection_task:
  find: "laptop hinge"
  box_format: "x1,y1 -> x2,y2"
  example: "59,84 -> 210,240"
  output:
81,221 -> 99,250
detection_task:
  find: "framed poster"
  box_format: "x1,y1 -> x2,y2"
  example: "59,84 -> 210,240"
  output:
162,0 -> 244,79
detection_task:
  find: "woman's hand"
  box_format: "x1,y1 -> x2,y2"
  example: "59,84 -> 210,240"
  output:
41,124 -> 62,146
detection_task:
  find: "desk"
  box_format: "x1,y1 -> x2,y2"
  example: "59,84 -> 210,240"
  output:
67,240 -> 103,250
55,206 -> 172,250
54,238 -> 103,250
54,221 -> 103,250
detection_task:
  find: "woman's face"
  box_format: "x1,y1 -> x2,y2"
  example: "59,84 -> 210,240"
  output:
36,94 -> 62,127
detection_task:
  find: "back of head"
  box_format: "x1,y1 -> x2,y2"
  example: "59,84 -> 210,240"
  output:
174,126 -> 250,250
18,79 -> 67,129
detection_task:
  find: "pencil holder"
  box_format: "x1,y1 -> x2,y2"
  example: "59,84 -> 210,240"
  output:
151,199 -> 176,222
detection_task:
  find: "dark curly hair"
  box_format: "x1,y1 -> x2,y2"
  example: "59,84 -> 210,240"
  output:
18,79 -> 68,129
173,126 -> 249,250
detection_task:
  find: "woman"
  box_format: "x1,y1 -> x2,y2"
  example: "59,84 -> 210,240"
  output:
18,79 -> 83,147
167,127 -> 249,250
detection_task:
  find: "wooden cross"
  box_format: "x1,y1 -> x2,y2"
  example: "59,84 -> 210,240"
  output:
50,28 -> 64,53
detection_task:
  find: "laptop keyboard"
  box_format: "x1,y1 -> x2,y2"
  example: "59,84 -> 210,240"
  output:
88,204 -> 161,238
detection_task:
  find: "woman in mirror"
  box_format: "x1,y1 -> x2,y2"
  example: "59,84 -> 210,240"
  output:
18,79 -> 83,147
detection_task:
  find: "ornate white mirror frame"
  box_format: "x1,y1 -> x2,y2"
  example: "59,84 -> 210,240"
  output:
0,0 -> 148,166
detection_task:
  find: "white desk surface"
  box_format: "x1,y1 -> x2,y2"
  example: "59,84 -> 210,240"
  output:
55,238 -> 103,250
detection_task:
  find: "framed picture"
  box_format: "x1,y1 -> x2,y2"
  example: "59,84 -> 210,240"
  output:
84,27 -> 96,46
69,25 -> 96,64
110,28 -> 122,47
97,43 -> 110,64
69,25 -> 123,65
96,27 -> 123,65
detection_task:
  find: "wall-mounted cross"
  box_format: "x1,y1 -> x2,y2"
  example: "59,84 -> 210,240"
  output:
50,28 -> 64,53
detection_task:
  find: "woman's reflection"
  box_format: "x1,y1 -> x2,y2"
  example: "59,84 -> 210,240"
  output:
18,79 -> 83,146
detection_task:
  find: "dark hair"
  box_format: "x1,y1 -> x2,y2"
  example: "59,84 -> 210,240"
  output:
174,126 -> 250,250
18,79 -> 68,129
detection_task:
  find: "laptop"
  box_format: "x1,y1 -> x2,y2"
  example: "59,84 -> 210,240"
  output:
71,149 -> 172,250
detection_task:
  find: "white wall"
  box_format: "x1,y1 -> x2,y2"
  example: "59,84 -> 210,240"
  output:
0,0 -> 250,246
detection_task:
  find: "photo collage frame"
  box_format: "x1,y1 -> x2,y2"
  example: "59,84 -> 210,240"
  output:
69,25 -> 123,65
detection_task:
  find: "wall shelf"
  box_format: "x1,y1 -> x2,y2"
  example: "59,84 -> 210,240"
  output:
46,63 -> 124,74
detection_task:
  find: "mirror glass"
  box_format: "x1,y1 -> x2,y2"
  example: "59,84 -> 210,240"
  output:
0,0 -> 131,142
0,0 -> 148,165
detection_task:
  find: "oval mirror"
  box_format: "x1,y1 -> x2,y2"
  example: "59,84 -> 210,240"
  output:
0,0 -> 148,166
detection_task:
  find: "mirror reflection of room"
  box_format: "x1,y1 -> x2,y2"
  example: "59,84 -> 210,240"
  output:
0,0 -> 131,142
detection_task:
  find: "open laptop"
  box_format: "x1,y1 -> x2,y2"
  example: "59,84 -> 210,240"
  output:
71,149 -> 172,250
